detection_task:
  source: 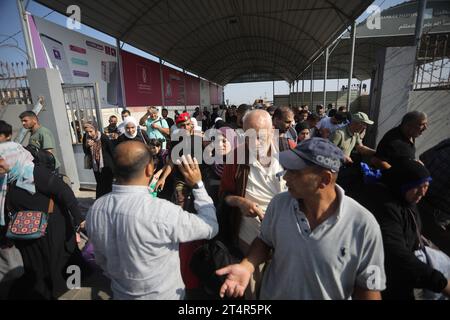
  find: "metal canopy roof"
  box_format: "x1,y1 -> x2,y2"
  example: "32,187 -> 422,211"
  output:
297,0 -> 450,81
36,0 -> 373,85
297,35 -> 417,82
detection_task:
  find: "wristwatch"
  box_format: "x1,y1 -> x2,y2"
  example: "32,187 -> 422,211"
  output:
193,181 -> 204,189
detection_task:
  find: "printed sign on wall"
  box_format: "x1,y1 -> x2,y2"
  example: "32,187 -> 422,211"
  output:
121,50 -> 162,106
32,15 -> 119,107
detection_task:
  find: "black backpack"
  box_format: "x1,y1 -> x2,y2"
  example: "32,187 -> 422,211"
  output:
190,239 -> 243,299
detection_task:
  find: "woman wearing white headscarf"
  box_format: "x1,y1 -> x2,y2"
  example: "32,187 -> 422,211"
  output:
82,121 -> 114,199
116,116 -> 150,145
0,142 -> 83,299
190,117 -> 202,132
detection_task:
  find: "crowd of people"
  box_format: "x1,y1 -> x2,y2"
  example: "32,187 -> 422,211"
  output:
0,102 -> 449,300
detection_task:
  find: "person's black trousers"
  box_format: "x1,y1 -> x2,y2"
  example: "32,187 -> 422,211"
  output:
94,167 -> 114,199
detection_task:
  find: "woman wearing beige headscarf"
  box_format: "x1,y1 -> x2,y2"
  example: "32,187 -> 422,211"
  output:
82,121 -> 114,198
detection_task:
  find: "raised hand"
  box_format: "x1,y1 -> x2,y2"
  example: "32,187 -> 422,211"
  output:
176,155 -> 202,188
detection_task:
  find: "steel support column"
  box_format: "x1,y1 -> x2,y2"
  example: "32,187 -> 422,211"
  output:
16,0 -> 35,68
347,21 -> 356,111
159,58 -> 165,107
310,64 -> 314,106
323,47 -> 329,107
414,0 -> 428,47
183,69 -> 187,109
301,74 -> 304,106
336,73 -> 340,108
273,80 -> 275,104
116,39 -> 127,107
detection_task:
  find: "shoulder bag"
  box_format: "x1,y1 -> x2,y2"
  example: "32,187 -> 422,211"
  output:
410,209 -> 450,300
6,187 -> 54,240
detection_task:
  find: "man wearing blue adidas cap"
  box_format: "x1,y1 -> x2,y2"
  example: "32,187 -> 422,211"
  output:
217,138 -> 386,300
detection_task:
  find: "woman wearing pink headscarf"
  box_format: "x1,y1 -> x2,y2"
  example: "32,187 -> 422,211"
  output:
204,126 -> 237,206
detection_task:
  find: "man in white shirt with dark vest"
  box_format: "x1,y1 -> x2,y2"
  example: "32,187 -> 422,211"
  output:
217,138 -> 386,299
86,141 -> 218,299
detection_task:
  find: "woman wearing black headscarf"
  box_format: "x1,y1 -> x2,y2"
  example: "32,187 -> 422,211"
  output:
360,159 -> 450,299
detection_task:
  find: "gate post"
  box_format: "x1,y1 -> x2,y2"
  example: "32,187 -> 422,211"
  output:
27,68 -> 80,191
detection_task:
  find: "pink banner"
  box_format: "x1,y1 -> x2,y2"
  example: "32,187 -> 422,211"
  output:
186,75 -> 200,105
162,66 -> 185,106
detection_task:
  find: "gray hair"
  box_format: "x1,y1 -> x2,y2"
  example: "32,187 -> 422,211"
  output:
401,111 -> 427,126
242,109 -> 272,130
148,106 -> 158,115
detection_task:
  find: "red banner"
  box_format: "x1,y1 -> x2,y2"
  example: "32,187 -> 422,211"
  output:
162,66 -> 185,106
121,50 -> 162,106
210,83 -> 219,104
186,75 -> 200,105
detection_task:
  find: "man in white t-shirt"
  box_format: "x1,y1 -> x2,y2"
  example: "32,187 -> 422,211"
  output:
317,111 -> 347,139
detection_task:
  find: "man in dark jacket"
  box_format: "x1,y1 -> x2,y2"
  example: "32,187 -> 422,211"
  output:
372,111 -> 428,170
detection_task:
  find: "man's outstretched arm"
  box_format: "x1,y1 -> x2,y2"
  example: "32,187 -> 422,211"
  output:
216,237 -> 271,298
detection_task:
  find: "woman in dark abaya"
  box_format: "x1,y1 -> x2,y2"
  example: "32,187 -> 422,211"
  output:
82,121 -> 114,199
0,142 -> 84,299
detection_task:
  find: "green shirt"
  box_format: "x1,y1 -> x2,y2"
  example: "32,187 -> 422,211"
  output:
145,118 -> 169,149
29,126 -> 60,168
330,125 -> 362,157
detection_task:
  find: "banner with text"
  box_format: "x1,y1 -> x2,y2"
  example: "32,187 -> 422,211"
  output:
32,15 -> 120,107
121,51 -> 162,106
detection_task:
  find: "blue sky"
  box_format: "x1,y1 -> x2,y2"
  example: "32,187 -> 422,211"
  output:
1,0 -> 407,105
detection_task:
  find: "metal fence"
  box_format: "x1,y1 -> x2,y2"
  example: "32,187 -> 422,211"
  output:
0,60 -> 32,105
413,33 -> 450,90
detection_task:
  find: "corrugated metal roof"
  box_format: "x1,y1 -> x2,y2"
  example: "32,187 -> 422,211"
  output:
298,35 -> 416,81
36,0 -> 373,85
298,0 -> 450,81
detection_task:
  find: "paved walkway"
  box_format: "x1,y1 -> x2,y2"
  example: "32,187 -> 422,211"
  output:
58,190 -> 112,300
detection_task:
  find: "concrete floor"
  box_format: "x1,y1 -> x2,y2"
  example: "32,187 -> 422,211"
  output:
58,190 -> 113,300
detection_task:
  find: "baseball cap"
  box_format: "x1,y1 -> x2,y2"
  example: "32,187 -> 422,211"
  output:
279,137 -> 345,172
352,112 -> 374,125
175,112 -> 190,125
